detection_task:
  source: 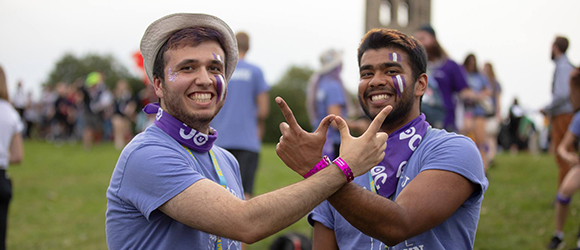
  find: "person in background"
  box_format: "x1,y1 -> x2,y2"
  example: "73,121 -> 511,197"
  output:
0,65 -> 24,250
462,54 -> 492,171
482,62 -> 502,166
547,67 -> 580,250
111,79 -> 137,150
542,36 -> 576,192
11,81 -> 26,118
414,24 -> 476,132
211,31 -> 270,204
306,49 -> 365,159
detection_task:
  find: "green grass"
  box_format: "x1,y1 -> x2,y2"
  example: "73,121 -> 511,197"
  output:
6,141 -> 580,249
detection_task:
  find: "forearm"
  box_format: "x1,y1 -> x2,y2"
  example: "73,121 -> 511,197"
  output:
327,183 -> 410,245
236,165 -> 347,243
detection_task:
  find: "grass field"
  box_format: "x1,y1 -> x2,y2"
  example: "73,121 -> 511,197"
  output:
6,140 -> 580,249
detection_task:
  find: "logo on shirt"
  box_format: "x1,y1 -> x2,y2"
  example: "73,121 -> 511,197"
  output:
401,240 -> 425,250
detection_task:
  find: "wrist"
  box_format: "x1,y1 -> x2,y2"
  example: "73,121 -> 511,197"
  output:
303,155 -> 332,178
333,157 -> 354,182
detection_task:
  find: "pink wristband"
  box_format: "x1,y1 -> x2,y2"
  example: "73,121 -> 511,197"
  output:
303,155 -> 332,178
333,157 -> 354,182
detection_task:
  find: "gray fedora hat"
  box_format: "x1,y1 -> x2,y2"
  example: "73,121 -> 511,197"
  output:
140,13 -> 238,83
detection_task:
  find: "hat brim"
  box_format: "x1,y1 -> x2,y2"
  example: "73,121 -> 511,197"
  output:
318,51 -> 343,75
140,13 -> 238,83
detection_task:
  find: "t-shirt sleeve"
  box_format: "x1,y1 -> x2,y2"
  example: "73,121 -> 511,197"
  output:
323,82 -> 346,107
307,200 -> 335,230
569,111 -> 580,137
420,135 -> 488,206
118,144 -> 205,220
253,67 -> 270,96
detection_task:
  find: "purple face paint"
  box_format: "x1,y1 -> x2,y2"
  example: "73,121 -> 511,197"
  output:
391,75 -> 407,98
214,74 -> 227,103
388,53 -> 401,62
167,68 -> 178,82
212,53 -> 223,63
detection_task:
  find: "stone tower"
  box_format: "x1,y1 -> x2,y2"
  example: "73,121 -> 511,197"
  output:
365,0 -> 431,35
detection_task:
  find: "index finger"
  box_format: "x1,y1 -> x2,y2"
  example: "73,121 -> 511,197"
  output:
364,105 -> 393,135
276,97 -> 301,131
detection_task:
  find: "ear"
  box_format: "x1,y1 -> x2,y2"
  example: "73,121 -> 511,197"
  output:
153,76 -> 164,99
415,73 -> 428,97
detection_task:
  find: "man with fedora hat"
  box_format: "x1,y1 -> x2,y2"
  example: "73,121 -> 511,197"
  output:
105,13 -> 392,250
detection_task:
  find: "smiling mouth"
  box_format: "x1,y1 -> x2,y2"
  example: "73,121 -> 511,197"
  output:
189,93 -> 213,103
370,93 -> 393,102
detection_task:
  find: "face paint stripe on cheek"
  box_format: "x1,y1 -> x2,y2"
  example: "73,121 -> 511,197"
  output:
214,75 -> 222,104
392,76 -> 401,98
218,75 -> 226,101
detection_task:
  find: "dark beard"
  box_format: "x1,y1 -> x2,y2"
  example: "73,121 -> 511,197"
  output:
161,84 -> 222,131
359,84 -> 415,130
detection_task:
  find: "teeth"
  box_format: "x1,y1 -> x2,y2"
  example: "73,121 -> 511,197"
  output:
371,94 -> 389,102
190,93 -> 212,102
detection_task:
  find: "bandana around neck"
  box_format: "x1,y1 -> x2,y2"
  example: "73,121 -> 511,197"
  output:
143,103 -> 217,153
370,114 -> 429,198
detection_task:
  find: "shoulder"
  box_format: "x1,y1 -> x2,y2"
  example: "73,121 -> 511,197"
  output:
0,100 -> 21,122
239,60 -> 264,72
123,126 -> 187,163
416,128 -> 488,190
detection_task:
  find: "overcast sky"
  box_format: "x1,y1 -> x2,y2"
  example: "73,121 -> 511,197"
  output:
1,0 -> 579,117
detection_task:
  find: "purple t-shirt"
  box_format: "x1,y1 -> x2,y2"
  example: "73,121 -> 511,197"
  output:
430,59 -> 469,131
212,59 -> 270,152
308,128 -> 488,249
569,110 -> 580,137
106,125 -> 244,250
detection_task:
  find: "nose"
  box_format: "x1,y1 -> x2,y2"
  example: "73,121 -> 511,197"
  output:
194,68 -> 214,87
368,74 -> 387,88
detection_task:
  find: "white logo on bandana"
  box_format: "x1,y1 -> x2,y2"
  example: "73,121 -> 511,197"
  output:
193,133 -> 208,146
156,108 -> 163,121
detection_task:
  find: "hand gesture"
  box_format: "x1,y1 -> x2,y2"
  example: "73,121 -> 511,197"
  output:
275,97 -> 335,176
335,106 -> 393,177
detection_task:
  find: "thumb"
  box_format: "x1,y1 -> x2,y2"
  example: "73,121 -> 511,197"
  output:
314,114 -> 335,135
335,116 -> 351,140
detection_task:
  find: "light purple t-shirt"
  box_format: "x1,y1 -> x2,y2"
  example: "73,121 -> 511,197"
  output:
569,110 -> 580,137
106,125 -> 244,250
212,59 -> 270,153
430,59 -> 469,131
309,128 -> 488,249
315,75 -> 346,157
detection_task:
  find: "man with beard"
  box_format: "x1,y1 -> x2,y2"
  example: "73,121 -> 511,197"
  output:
105,13 -> 391,250
543,36 -> 575,249
414,25 -> 477,132
275,29 -> 488,249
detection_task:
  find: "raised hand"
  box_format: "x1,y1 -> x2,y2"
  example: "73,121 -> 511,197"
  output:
335,106 -> 392,177
275,97 -> 335,176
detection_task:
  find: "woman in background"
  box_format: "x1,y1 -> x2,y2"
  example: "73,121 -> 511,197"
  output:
483,62 -> 502,167
463,54 -> 492,171
0,64 -> 24,250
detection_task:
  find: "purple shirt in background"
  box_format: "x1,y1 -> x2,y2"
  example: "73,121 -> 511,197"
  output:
106,125 -> 244,250
212,59 -> 270,153
430,58 -> 469,131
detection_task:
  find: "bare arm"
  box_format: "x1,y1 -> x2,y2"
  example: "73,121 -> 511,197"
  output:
558,131 -> 579,166
327,169 -> 476,246
159,164 -> 346,244
9,133 -> 23,165
256,92 -> 269,140
312,222 -> 339,250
